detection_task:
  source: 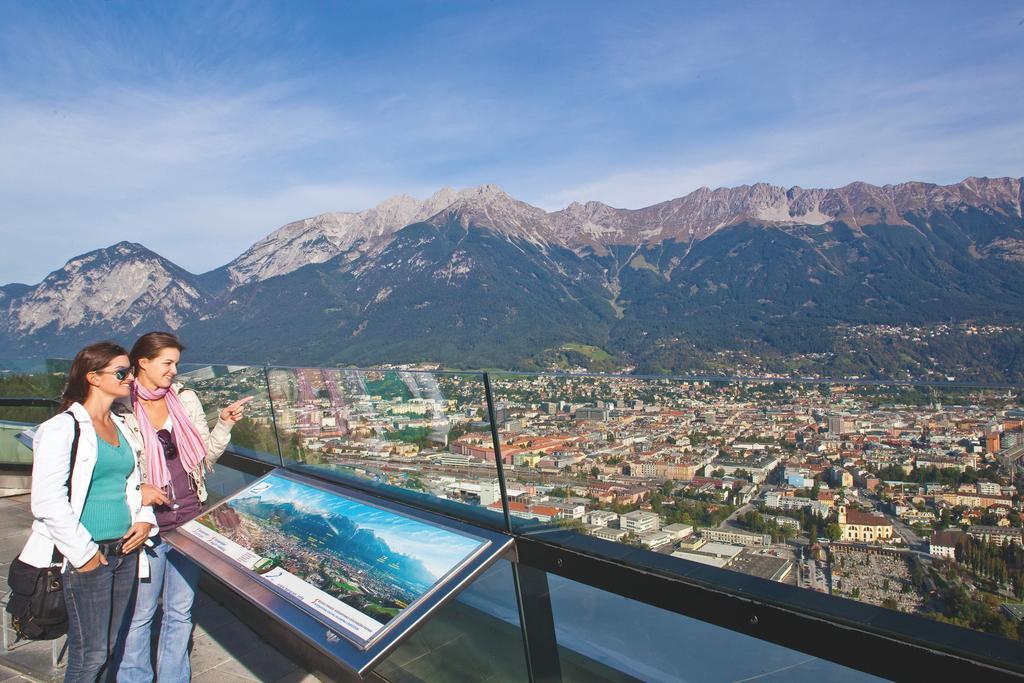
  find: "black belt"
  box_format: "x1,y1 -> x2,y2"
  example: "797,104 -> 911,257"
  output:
95,538 -> 135,557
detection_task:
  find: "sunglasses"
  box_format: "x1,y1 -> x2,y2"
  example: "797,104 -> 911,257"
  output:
93,367 -> 133,381
156,428 -> 178,459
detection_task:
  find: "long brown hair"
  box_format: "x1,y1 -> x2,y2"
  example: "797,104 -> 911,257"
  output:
59,341 -> 129,411
129,331 -> 185,375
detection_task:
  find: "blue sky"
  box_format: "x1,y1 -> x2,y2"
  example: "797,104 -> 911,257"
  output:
1,1 -> 1022,284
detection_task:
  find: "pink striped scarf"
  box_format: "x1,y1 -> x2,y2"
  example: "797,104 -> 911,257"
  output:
131,382 -> 206,491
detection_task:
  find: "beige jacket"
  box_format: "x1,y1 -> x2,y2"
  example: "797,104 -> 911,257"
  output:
113,383 -> 232,503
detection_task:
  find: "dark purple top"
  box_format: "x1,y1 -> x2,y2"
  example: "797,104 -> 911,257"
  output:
154,427 -> 203,532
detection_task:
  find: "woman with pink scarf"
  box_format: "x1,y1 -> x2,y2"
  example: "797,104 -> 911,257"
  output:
113,331 -> 251,683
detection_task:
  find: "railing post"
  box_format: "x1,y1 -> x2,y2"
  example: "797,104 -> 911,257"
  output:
262,365 -> 286,468
482,373 -> 513,533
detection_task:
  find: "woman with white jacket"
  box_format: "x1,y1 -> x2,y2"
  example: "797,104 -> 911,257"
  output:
115,331 -> 251,683
21,342 -> 157,683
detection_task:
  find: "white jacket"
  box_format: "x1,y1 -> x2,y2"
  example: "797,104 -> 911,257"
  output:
113,383 -> 232,503
19,403 -> 157,572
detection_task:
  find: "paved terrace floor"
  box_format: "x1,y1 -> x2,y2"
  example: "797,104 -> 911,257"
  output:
0,494 -> 318,683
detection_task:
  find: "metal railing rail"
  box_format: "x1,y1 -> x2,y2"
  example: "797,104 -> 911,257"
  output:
0,397 -> 58,409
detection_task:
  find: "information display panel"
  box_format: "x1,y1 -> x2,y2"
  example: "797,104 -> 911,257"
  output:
167,469 -> 513,675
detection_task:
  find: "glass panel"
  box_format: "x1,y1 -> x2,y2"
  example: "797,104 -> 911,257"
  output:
372,560 -> 528,682
0,359 -> 68,464
0,358 -> 70,399
201,453 -> 263,505
176,363 -> 282,466
488,372 -> 1024,650
266,366 -> 507,529
0,418 -> 34,466
0,357 -> 69,425
547,573 -> 883,682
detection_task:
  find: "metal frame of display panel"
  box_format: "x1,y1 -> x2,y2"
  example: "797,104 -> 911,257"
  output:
165,469 -> 515,676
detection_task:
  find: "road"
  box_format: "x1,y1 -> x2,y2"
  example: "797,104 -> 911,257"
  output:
719,500 -> 756,529
320,368 -> 351,436
888,514 -> 926,551
797,558 -> 830,594
864,491 -> 927,551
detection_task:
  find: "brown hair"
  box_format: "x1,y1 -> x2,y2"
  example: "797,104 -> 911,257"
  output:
59,341 -> 130,411
129,331 -> 186,374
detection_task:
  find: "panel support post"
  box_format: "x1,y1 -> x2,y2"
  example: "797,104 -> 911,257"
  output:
513,563 -> 563,683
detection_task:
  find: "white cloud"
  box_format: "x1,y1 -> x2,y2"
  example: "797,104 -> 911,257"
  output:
0,86 -> 351,196
531,68 -> 1024,210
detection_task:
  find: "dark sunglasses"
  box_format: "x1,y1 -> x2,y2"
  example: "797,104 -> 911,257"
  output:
93,367 -> 133,381
156,428 -> 178,459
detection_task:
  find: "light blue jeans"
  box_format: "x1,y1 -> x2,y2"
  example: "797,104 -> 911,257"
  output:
116,538 -> 200,683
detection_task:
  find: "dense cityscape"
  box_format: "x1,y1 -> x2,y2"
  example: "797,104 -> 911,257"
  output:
181,363 -> 1024,642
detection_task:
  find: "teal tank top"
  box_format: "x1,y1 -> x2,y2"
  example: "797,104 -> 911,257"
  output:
79,433 -> 133,541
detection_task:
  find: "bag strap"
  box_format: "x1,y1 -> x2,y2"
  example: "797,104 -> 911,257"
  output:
49,412 -> 81,564
64,411 -> 80,500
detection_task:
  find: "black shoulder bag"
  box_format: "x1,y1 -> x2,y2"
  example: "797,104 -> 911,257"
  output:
5,412 -> 80,640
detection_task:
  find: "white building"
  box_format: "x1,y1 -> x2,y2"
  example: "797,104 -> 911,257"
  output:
929,530 -> 961,559
977,481 -> 1001,496
553,502 -> 586,520
620,510 -> 661,534
702,528 -> 770,547
662,523 -> 694,540
763,491 -> 830,517
592,527 -> 628,542
586,510 -> 619,528
639,530 -> 674,549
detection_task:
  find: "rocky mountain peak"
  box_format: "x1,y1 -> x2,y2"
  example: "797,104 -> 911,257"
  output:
217,175 -> 1023,289
222,188 -> 481,287
0,242 -> 205,337
549,176 -> 1024,247
427,184 -> 559,245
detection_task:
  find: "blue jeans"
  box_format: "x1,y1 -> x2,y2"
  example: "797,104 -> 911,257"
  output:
63,552 -> 139,683
116,539 -> 199,683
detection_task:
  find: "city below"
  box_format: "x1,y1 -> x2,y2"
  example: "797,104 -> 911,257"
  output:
178,364 -> 1024,643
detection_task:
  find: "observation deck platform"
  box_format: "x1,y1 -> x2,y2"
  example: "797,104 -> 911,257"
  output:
0,493 -> 317,683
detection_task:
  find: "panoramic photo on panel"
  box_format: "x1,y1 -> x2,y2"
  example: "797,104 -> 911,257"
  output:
185,472 -> 488,646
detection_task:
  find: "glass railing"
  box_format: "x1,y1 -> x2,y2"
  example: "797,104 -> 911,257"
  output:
0,358 -> 68,427
0,359 -> 68,471
176,363 -> 284,468
489,374 -> 1024,650
2,359 -> 1023,680
544,572 -> 883,682
261,365 -> 509,530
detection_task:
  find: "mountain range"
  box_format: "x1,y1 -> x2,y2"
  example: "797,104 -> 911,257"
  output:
2,177 -> 1023,381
